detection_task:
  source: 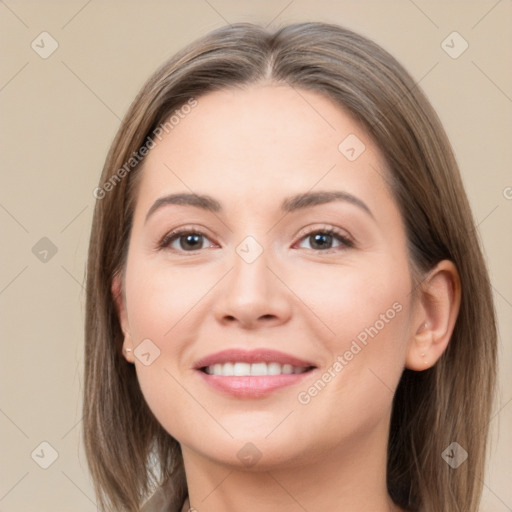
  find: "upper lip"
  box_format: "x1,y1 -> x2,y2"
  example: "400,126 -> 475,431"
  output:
194,349 -> 316,370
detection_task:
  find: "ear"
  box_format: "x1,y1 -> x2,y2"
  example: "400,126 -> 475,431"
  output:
405,260 -> 461,371
112,273 -> 134,363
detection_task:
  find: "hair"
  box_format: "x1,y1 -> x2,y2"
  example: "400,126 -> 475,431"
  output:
83,21 -> 497,512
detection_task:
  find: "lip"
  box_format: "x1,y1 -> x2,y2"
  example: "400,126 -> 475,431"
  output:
194,348 -> 317,398
194,348 -> 315,369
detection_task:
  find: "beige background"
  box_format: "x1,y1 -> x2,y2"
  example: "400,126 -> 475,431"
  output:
0,1 -> 510,510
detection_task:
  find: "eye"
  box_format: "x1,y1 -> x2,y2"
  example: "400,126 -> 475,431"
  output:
295,226 -> 353,253
157,225 -> 354,254
158,227 -> 216,253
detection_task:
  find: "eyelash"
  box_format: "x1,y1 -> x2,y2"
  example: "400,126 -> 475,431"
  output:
157,224 -> 354,255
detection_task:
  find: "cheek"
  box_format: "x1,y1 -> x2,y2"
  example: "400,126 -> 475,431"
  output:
122,259 -> 201,425
124,256 -> 207,342
123,253 -> 238,418
288,256 -> 411,410
292,272 -> 410,441
282,255 -> 411,349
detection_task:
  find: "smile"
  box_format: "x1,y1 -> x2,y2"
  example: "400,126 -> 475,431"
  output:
194,349 -> 317,398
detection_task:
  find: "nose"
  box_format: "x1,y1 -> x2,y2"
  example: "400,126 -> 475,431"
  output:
213,244 -> 292,330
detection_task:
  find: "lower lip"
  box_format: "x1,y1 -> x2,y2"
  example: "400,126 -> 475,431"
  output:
196,370 -> 315,398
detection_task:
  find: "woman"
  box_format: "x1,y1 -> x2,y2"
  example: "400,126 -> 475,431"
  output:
83,22 -> 497,512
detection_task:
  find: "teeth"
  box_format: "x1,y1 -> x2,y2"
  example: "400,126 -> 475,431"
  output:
267,362 -> 281,375
204,362 -> 309,377
282,364 -> 293,374
251,362 -> 268,376
233,362 -> 251,376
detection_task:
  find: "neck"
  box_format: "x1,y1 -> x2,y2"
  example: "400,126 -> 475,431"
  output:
180,416 -> 403,512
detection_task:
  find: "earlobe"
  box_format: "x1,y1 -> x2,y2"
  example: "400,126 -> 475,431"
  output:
122,346 -> 134,362
405,260 -> 461,371
406,321 -> 434,370
111,273 -> 135,364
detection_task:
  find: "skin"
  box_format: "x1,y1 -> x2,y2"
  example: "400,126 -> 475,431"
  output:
113,83 -> 461,512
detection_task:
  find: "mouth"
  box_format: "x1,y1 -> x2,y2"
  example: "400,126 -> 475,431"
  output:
194,349 -> 317,398
200,362 -> 314,376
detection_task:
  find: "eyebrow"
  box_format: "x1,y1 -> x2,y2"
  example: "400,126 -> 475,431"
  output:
144,190 -> 374,223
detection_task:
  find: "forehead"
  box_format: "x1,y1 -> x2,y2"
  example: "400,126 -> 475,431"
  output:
135,83 -> 392,213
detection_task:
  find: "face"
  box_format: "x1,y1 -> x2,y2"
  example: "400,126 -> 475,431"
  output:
116,83 -> 419,470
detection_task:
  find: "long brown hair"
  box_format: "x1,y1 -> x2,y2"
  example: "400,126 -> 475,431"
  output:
84,22 -> 497,512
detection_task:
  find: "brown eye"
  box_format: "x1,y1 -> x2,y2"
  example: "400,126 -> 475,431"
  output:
296,228 -> 353,252
159,230 -> 214,252
174,233 -> 206,251
306,232 -> 335,250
